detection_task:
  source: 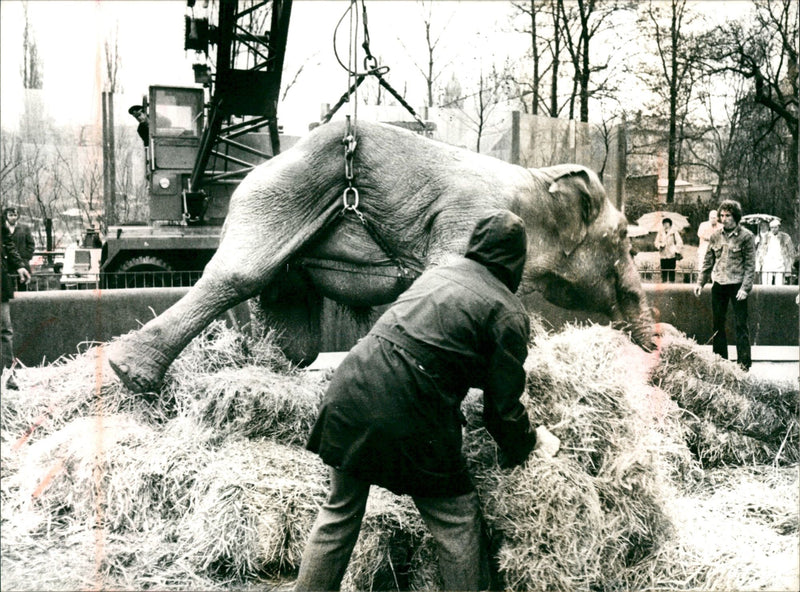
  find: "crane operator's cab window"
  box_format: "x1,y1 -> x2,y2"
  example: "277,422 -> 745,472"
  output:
152,88 -> 203,137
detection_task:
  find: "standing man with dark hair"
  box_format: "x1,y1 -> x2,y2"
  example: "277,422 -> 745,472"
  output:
693,199 -> 755,371
3,207 -> 35,292
2,209 -> 32,390
295,210 -> 559,591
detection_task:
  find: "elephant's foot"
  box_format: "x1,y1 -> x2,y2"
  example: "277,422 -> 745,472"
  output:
107,337 -> 175,394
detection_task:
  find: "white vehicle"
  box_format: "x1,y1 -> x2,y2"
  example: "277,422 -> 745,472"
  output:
60,242 -> 102,289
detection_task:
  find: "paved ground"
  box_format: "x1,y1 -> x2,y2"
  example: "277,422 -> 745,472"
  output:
309,347 -> 799,383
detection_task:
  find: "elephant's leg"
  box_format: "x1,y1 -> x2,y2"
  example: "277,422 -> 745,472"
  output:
253,267 -> 323,366
107,192 -> 343,393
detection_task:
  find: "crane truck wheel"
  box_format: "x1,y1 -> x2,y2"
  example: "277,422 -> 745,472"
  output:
116,255 -> 173,288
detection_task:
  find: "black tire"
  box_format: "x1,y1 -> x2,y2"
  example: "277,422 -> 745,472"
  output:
116,255 -> 173,288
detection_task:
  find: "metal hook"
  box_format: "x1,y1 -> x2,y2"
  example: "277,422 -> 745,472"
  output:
343,187 -> 360,210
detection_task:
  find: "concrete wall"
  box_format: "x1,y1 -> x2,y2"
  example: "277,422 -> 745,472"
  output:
7,285 -> 799,367
8,288 -> 251,366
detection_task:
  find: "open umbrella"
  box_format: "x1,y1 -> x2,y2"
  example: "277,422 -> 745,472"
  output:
741,213 -> 780,227
635,211 -> 690,233
626,224 -> 651,238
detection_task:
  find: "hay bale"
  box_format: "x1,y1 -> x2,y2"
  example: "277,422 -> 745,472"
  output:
484,457 -> 606,590
0,348 -> 158,453
178,437 -> 327,579
459,323 -> 678,591
165,320 -> 294,381
6,414 -> 155,534
171,366 -> 325,446
118,416 -> 219,530
653,326 -> 799,466
179,438 -> 438,588
626,465 -> 799,591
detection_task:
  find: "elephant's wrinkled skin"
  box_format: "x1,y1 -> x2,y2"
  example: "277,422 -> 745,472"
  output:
107,120 -> 655,393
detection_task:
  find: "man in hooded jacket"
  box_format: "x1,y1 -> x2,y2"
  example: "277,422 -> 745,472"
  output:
295,210 -> 547,591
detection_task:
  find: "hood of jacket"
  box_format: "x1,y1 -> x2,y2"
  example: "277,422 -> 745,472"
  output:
465,210 -> 528,292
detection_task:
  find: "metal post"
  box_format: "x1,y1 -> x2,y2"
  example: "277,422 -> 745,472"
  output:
511,111 -> 521,165
108,91 -> 116,226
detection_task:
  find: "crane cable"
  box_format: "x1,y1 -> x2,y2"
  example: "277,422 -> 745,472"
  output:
326,0 -> 421,285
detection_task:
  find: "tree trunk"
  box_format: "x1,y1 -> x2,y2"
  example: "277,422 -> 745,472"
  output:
666,1 -> 680,204
530,0 -> 539,115
550,3 -> 561,116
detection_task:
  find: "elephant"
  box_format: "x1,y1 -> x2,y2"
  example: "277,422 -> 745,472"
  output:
107,120 -> 655,393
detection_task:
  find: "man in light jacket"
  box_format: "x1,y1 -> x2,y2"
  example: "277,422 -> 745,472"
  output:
693,200 -> 755,371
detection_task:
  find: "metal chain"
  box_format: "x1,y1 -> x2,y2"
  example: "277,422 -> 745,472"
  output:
334,1 -> 420,283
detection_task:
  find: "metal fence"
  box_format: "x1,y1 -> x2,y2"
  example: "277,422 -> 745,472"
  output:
639,269 -> 797,285
17,271 -> 204,292
15,269 -> 798,292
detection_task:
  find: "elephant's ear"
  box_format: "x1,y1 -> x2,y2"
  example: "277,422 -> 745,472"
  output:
548,168 -> 604,256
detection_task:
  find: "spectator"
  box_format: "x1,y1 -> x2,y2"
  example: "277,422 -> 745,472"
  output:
696,209 -> 719,271
654,218 -> 683,282
693,200 -> 755,371
759,219 -> 794,286
294,211 -> 559,591
3,207 -> 35,292
1,210 -> 32,390
754,220 -> 770,284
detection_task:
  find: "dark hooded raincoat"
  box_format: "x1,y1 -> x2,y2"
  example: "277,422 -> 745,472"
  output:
306,210 -> 536,498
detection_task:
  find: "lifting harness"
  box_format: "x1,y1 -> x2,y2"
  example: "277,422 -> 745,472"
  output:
301,0 -> 425,286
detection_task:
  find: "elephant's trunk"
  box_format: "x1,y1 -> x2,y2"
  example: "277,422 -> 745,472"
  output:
613,263 -> 656,352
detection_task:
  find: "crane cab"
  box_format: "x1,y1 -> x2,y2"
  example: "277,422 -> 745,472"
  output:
145,86 -> 205,222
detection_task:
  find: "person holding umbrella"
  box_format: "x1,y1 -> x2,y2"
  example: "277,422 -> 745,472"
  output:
654,218 -> 683,282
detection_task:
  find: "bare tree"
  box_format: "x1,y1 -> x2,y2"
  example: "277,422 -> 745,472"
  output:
706,0 -> 799,205
459,61 -> 511,153
683,75 -> 749,200
281,53 -> 320,102
508,0 -> 566,117
55,141 -> 104,231
398,0 -> 457,108
558,0 -> 626,123
20,1 -> 46,143
0,134 -> 23,189
21,1 -> 42,90
510,0 -> 547,114
635,0 -> 704,203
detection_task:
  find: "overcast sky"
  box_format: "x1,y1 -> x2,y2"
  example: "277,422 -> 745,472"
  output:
0,0 -> 751,136
0,0 -> 517,136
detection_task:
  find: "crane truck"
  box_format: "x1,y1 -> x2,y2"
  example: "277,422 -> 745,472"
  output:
97,0 -> 293,287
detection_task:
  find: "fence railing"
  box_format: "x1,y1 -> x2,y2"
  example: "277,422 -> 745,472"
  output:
17,271 -> 204,292
639,269 -> 797,285
15,269 -> 799,292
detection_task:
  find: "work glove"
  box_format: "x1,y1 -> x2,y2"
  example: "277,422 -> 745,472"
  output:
533,425 -> 560,459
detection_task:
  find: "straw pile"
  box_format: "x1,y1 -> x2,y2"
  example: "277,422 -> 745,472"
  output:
2,319 -> 797,591
462,324 -> 680,591
652,323 -> 799,466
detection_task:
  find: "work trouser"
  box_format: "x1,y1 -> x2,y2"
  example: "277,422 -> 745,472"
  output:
1,301 -> 13,370
711,282 -> 751,370
294,467 -> 489,591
